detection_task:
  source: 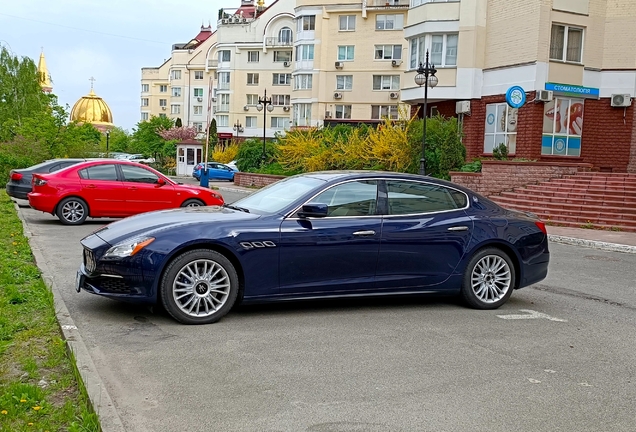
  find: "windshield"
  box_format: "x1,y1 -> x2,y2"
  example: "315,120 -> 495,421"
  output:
232,176 -> 325,214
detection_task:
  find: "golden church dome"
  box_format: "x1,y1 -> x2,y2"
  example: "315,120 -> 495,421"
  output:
70,88 -> 114,129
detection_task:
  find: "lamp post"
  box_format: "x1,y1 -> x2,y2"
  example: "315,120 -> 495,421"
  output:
233,119 -> 244,139
414,50 -> 438,176
105,130 -> 110,158
256,89 -> 274,164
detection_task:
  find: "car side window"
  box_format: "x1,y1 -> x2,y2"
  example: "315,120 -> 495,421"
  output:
386,181 -> 466,215
308,180 -> 378,217
82,165 -> 119,181
47,163 -> 61,172
120,165 -> 160,184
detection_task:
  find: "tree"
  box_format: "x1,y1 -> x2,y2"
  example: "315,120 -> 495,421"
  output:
101,126 -> 131,153
130,115 -> 173,161
175,117 -> 183,127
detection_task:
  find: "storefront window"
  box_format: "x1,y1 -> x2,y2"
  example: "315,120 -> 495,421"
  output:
542,98 -> 584,156
484,103 -> 517,154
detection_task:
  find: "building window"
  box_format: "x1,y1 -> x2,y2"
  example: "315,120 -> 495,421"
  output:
339,15 -> 356,31
193,122 -> 203,132
159,99 -> 167,107
294,74 -> 313,90
550,24 -> 584,63
542,98 -> 584,156
246,116 -> 257,128
484,103 -> 518,154
371,105 -> 398,119
193,88 -> 204,98
272,94 -> 290,105
193,106 -> 203,115
194,71 -> 204,80
171,70 -> 181,80
336,75 -> 353,90
335,105 -> 352,119
159,85 -> 168,93
141,98 -> 149,106
375,45 -> 402,60
159,113 -> 167,118
247,73 -> 259,85
376,14 -> 404,31
218,50 -> 231,62
296,44 -> 315,61
337,46 -> 355,61
247,94 -> 259,105
218,72 -> 230,90
141,112 -> 149,121
271,117 -> 290,129
293,103 -> 312,126
279,27 -> 293,44
273,73 -> 292,85
216,115 -> 229,127
274,51 -> 292,62
217,94 -> 230,112
298,15 -> 316,32
410,34 -> 458,68
172,87 -> 181,97
248,51 -> 260,62
171,104 -> 180,114
142,84 -> 149,92
372,75 -> 400,90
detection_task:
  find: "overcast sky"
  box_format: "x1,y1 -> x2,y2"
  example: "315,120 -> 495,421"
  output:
1,0 -> 222,132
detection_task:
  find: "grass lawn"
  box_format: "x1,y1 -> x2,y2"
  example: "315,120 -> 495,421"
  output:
0,191 -> 99,431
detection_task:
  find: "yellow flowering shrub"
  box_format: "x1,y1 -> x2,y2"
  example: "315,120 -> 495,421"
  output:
212,143 -> 239,164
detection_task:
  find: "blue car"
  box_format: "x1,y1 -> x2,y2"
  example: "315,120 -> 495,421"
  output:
192,162 -> 237,181
76,171 -> 550,325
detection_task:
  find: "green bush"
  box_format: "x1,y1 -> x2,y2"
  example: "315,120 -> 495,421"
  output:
409,115 -> 466,179
492,143 -> 509,160
236,138 -> 279,172
460,160 -> 482,173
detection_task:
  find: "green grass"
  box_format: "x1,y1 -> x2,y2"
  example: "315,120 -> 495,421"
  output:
0,191 -> 100,432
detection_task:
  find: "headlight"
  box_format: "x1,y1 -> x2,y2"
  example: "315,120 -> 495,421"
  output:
103,237 -> 155,259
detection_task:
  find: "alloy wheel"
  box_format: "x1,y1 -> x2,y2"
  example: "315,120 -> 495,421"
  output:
172,259 -> 231,318
62,201 -> 85,223
470,255 -> 512,303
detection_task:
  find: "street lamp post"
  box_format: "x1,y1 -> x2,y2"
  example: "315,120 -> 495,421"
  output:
105,130 -> 110,158
233,120 -> 244,139
256,89 -> 274,165
414,50 -> 438,176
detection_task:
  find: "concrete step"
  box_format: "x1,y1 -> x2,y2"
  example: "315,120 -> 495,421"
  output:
525,184 -> 636,197
498,191 -> 636,207
493,196 -> 636,215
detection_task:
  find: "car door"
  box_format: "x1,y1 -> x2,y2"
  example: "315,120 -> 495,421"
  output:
376,179 -> 473,289
278,179 -> 382,294
77,164 -> 127,217
120,164 -> 176,213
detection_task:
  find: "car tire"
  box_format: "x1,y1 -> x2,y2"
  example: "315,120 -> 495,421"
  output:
56,197 -> 89,225
181,199 -> 205,207
460,247 -> 515,310
160,249 -> 239,324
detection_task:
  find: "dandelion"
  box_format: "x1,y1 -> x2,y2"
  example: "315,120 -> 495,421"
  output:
10,233 -> 14,237
32,406 -> 41,411
20,398 -> 27,403
28,422 -> 33,426
12,241 -> 17,246
13,251 -> 18,254
1,410 -> 7,415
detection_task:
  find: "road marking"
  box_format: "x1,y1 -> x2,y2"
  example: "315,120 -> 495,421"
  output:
61,325 -> 78,330
496,309 -> 567,322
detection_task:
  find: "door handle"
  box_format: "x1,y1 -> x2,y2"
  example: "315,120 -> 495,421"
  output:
353,230 -> 376,236
86,184 -> 96,189
128,187 -> 137,190
447,226 -> 469,232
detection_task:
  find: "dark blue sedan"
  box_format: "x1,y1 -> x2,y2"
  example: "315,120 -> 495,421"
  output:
192,162 -> 237,181
76,171 -> 550,324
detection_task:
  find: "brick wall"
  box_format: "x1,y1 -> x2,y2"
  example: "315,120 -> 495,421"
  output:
234,172 -> 286,188
450,160 -> 592,196
628,104 -> 636,173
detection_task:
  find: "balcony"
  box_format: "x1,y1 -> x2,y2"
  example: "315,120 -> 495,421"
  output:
217,83 -> 231,90
207,59 -> 219,69
366,0 -> 410,9
265,37 -> 294,47
216,104 -> 230,113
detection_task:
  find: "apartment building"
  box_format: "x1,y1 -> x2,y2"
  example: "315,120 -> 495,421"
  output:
142,0 -> 636,173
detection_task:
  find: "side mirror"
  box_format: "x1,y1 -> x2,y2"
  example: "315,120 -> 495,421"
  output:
156,178 -> 166,187
298,203 -> 328,218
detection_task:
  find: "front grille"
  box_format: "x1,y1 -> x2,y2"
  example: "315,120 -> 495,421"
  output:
98,277 -> 132,294
83,248 -> 96,273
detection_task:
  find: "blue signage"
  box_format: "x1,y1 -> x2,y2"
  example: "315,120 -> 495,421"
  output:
505,86 -> 526,109
545,82 -> 600,99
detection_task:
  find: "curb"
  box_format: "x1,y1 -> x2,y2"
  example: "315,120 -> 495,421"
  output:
216,186 -> 252,194
14,203 -> 126,432
548,234 -> 636,254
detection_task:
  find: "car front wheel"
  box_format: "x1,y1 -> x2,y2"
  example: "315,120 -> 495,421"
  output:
181,199 -> 204,207
160,249 -> 239,324
56,197 -> 89,225
460,248 -> 515,309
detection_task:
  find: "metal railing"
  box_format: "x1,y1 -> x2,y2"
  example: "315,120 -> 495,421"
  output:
265,37 -> 294,47
207,59 -> 219,68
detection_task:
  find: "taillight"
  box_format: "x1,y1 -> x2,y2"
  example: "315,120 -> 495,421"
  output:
535,221 -> 547,235
33,177 -> 48,187
10,171 -> 23,181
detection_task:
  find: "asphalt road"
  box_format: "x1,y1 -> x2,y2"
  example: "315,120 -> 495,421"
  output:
14,194 -> 636,432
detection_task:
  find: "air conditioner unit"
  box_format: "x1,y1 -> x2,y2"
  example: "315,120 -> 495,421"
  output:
242,18 -> 248,23
335,61 -> 344,69
334,92 -> 343,99
283,61 -> 291,67
234,17 -> 241,23
389,92 -> 399,99
325,111 -> 332,119
197,97 -> 203,102
221,19 -> 228,24
455,100 -> 471,114
283,106 -> 290,112
243,105 -> 249,111
391,59 -> 402,67
611,94 -> 632,107
161,106 -> 166,110
537,90 -> 553,102
211,97 -> 217,102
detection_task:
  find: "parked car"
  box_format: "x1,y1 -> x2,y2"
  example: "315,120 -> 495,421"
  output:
28,159 -> 224,225
75,171 -> 550,325
226,160 -> 238,171
192,162 -> 238,181
6,158 -> 89,200
119,154 -> 155,164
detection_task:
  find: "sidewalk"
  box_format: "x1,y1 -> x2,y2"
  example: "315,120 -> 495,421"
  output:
547,225 -> 636,253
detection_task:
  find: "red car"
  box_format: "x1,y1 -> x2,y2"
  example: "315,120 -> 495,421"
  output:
28,160 -> 224,225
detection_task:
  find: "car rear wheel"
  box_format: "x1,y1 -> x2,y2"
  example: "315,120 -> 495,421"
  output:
181,199 -> 204,207
56,197 -> 88,225
460,247 -> 515,309
160,249 -> 239,324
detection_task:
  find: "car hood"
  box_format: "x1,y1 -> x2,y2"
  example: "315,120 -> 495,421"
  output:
90,206 -> 260,245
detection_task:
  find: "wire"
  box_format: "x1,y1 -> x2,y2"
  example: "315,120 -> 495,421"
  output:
0,12 -> 170,45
